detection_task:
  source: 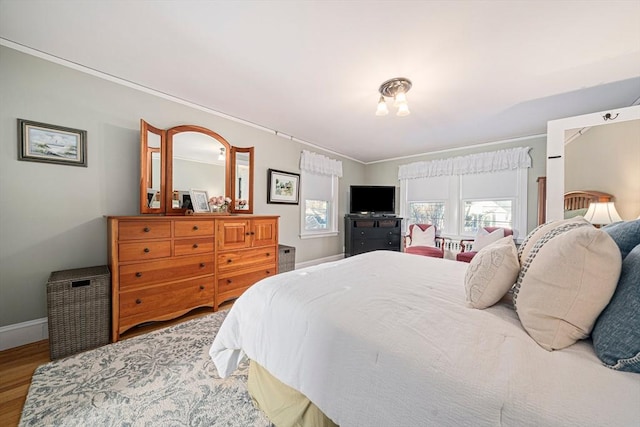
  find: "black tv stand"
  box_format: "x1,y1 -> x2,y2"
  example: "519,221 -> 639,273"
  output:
350,213 -> 396,218
344,215 -> 402,257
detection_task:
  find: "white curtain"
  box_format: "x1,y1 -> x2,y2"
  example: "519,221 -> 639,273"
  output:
300,150 -> 343,177
398,146 -> 531,180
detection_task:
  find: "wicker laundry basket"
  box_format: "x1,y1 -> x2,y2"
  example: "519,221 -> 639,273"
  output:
278,245 -> 296,273
47,265 -> 110,360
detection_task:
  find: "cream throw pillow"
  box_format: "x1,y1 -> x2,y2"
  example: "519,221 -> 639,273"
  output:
465,236 -> 520,309
473,228 -> 504,252
408,225 -> 436,247
513,221 -> 622,351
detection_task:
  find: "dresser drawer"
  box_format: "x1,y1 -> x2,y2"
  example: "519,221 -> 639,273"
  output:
118,221 -> 171,240
119,277 -> 214,327
217,267 -> 275,295
217,246 -> 277,272
174,220 -> 215,237
174,237 -> 215,256
119,240 -> 171,262
119,254 -> 214,290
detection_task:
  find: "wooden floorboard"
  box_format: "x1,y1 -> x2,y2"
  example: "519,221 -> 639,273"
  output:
0,305 -> 225,427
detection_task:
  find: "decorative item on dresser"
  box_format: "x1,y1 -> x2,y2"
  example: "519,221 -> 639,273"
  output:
107,215 -> 278,342
344,215 -> 402,257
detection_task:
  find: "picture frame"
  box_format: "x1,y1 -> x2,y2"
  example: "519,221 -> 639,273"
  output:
267,169 -> 300,204
189,189 -> 210,213
17,119 -> 87,167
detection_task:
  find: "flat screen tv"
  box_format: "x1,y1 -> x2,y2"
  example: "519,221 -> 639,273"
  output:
349,185 -> 395,215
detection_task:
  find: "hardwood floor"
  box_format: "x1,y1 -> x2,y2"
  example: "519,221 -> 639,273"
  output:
0,306 -> 225,426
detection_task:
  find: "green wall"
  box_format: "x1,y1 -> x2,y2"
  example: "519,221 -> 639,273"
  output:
0,45 -> 548,329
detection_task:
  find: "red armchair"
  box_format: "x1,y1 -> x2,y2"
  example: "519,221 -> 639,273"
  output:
404,224 -> 445,258
456,227 -> 513,263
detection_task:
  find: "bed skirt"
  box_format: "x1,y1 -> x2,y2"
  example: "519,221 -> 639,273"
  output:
248,360 -> 337,427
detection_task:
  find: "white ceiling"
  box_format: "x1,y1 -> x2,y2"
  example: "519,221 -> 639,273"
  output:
1,0 -> 639,163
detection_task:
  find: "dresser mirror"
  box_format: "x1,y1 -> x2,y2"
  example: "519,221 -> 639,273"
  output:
231,147 -> 254,213
139,120 -> 254,215
140,121 -> 165,214
545,105 -> 640,221
166,125 -> 231,215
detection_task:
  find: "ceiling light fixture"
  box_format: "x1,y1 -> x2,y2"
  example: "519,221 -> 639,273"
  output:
376,77 -> 412,117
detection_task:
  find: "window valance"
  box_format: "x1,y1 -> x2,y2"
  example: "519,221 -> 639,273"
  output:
300,150 -> 343,177
398,146 -> 531,180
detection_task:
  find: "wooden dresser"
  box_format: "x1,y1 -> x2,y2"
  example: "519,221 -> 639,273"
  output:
107,215 -> 278,341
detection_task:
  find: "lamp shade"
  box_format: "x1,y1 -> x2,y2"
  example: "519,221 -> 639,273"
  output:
583,202 -> 622,225
375,96 -> 389,116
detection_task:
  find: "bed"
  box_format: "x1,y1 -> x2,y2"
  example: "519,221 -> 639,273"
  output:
210,249 -> 640,426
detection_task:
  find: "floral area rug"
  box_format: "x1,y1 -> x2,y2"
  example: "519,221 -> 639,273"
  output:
20,311 -> 272,426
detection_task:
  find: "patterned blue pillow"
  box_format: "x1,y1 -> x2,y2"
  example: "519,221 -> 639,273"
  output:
603,220 -> 640,260
591,244 -> 640,373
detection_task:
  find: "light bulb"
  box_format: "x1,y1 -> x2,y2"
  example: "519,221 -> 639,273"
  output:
394,91 -> 407,107
376,96 -> 389,116
397,102 -> 410,117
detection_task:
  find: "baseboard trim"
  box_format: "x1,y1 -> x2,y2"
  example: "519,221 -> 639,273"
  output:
295,253 -> 344,269
0,317 -> 48,351
0,254 -> 346,351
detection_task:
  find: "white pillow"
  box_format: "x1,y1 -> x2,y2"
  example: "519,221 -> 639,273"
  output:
473,228 -> 504,252
513,221 -> 622,351
465,236 -> 520,309
408,225 -> 436,247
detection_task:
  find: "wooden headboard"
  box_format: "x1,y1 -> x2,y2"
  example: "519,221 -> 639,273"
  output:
564,190 -> 613,211
536,177 -> 615,224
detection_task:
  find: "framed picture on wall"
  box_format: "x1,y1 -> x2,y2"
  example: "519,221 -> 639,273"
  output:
17,119 -> 87,167
267,169 -> 300,204
189,189 -> 210,213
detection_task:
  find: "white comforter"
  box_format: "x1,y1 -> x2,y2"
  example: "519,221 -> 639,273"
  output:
210,251 -> 640,426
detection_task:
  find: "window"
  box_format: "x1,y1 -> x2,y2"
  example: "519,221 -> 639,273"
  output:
408,201 -> 446,230
399,147 -> 531,240
462,200 -> 513,233
299,150 -> 342,238
305,199 -> 329,230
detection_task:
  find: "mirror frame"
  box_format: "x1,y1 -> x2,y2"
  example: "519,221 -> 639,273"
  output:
545,105 -> 640,221
230,147 -> 254,214
140,120 -> 165,214
165,124 -> 232,215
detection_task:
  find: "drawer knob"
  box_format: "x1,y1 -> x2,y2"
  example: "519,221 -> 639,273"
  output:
135,272 -> 142,278
143,227 -> 150,232
266,270 -> 271,274
245,232 -> 250,236
193,225 -> 199,230
136,299 -> 142,304
251,231 -> 255,235
143,247 -> 150,253
199,285 -> 205,290
193,243 -> 199,249
227,259 -> 232,263
266,252 -> 270,257
227,279 -> 232,284
199,263 -> 205,268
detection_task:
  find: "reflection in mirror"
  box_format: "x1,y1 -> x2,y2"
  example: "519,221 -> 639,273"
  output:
172,132 -> 225,208
236,153 -> 249,209
231,147 -> 254,214
166,125 -> 231,215
565,119 -> 640,220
